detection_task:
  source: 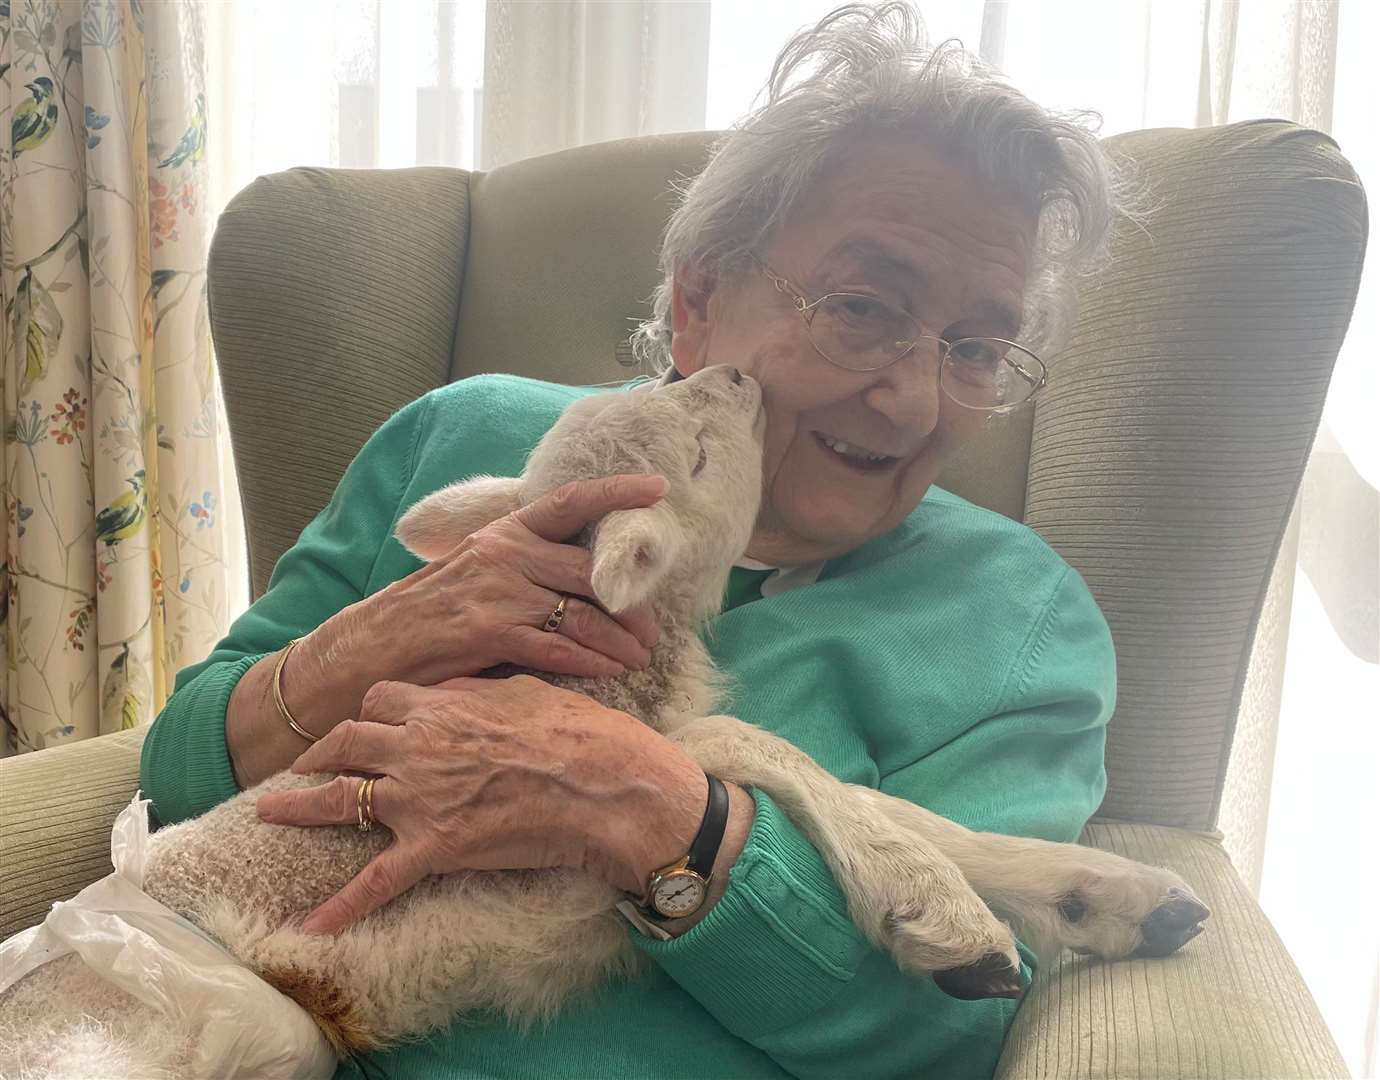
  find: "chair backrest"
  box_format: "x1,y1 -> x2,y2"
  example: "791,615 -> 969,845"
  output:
209,121 -> 1366,831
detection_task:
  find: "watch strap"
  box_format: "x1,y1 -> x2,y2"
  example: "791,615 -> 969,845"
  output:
685,773 -> 730,877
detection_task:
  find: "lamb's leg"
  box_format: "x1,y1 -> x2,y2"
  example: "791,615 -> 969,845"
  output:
671,715 -> 1024,999
854,788 -> 1209,961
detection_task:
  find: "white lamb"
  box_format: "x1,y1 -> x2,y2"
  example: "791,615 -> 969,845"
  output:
0,365 -> 1208,1078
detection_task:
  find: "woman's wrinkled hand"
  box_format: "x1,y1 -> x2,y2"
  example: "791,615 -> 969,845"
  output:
314,474 -> 667,695
255,675 -> 707,935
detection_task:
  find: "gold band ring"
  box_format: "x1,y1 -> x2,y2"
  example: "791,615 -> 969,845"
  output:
356,776 -> 378,833
542,596 -> 569,633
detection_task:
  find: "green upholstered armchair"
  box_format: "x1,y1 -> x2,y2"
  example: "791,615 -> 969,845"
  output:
1,120 -> 1365,1078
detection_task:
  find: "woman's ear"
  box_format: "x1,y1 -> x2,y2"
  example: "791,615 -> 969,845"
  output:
395,476 -> 524,561
670,268 -> 714,379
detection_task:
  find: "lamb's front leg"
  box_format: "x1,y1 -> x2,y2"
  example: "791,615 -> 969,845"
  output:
671,715 -> 1025,1000
854,788 -> 1210,962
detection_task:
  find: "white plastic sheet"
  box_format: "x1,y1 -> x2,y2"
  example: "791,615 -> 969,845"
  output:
0,794 -> 337,1080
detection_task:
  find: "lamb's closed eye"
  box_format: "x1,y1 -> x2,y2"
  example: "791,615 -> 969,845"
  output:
691,432 -> 708,477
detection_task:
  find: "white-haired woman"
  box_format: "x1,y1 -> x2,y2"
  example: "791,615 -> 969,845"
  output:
142,5 -> 1121,1077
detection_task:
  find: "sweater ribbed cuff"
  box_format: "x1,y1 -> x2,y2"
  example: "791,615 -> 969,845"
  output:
140,653 -> 268,827
631,788 -> 870,1039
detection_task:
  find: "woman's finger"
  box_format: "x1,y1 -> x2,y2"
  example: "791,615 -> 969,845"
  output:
257,772 -> 393,828
514,475 -> 666,544
289,717 -> 405,775
506,624 -> 635,679
512,538 -> 600,598
538,593 -> 652,670
612,603 -> 659,650
301,843 -> 429,935
356,680 -> 428,727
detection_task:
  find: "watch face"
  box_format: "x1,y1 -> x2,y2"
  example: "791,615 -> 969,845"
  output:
651,871 -> 706,918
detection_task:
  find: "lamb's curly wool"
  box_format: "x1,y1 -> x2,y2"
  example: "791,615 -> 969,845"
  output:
0,367 -> 1210,1078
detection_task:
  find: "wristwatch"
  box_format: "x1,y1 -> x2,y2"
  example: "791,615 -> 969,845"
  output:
636,773 -> 730,921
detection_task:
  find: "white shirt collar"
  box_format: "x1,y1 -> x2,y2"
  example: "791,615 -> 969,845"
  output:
733,556 -> 825,598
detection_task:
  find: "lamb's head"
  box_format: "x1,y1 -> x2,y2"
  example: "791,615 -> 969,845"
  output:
396,365 -> 764,624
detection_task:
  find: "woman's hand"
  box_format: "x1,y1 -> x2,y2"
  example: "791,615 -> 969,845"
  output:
255,675 -> 711,935
355,473 -> 667,681
256,473 -> 669,754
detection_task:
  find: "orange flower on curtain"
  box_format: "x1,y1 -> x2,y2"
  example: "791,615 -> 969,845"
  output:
1,0 -> 238,755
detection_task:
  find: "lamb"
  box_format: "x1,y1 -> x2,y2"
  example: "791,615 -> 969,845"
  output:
0,364 -> 1208,1078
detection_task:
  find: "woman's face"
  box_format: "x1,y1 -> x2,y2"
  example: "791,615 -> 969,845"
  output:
670,136 -> 1036,566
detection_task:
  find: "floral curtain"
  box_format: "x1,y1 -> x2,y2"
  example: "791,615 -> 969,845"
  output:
1,0 -> 237,756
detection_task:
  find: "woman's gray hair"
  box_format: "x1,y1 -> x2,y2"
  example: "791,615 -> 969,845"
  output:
632,1 -> 1130,369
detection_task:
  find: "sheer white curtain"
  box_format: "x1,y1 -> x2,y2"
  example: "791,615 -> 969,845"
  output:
482,1 -> 710,168
203,1 -> 1375,1071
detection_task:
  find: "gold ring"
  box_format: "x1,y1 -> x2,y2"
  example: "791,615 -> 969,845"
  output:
542,596 -> 569,633
356,777 -> 378,833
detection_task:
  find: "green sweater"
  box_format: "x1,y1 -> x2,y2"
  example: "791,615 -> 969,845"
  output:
141,374 -> 1114,1080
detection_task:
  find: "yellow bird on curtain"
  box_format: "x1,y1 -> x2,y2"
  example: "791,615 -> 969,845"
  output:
11,77 -> 58,155
94,470 -> 147,547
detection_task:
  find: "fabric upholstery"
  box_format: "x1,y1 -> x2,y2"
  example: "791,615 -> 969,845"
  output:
997,822 -> 1349,1079
207,167 -> 471,597
1026,121 -> 1368,829
451,132 -> 715,388
0,726 -> 148,940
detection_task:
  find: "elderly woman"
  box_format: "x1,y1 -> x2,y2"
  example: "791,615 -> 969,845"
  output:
141,4 -> 1119,1078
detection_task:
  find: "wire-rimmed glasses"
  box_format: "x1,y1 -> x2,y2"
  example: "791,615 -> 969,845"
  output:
755,258 -> 1047,414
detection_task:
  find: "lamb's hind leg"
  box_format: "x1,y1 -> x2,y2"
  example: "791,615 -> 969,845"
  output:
671,715 -> 1024,999
852,786 -> 1210,962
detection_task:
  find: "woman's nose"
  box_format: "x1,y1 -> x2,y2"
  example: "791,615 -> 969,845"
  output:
864,343 -> 943,435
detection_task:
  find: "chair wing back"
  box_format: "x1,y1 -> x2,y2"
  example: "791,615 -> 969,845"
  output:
1025,121 -> 1367,829
208,167 -> 471,597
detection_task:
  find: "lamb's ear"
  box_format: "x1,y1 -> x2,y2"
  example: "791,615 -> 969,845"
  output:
590,504 -> 684,613
395,476 -> 523,561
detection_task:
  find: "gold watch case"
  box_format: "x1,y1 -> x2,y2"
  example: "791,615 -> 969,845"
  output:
646,859 -> 710,918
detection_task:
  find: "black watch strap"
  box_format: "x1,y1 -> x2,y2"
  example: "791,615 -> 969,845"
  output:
686,773 -> 730,877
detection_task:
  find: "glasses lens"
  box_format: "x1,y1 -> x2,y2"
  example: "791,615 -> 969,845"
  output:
941,339 -> 1045,411
809,293 -> 920,371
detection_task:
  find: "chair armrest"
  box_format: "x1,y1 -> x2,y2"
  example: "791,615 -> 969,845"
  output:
996,822 -> 1348,1079
0,727 -> 147,939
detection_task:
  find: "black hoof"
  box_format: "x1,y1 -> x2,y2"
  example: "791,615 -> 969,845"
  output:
1133,887 -> 1211,958
933,952 -> 1025,1001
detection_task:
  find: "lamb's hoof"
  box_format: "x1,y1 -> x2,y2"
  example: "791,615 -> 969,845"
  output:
933,952 -> 1025,1001
1133,888 -> 1211,957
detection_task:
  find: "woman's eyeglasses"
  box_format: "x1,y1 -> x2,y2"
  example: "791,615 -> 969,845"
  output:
754,257 -> 1047,414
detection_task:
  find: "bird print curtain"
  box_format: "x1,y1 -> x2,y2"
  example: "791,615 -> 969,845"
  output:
1,0 -> 236,755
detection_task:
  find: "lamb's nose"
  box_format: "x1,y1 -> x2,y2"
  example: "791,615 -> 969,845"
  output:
729,367 -> 743,385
